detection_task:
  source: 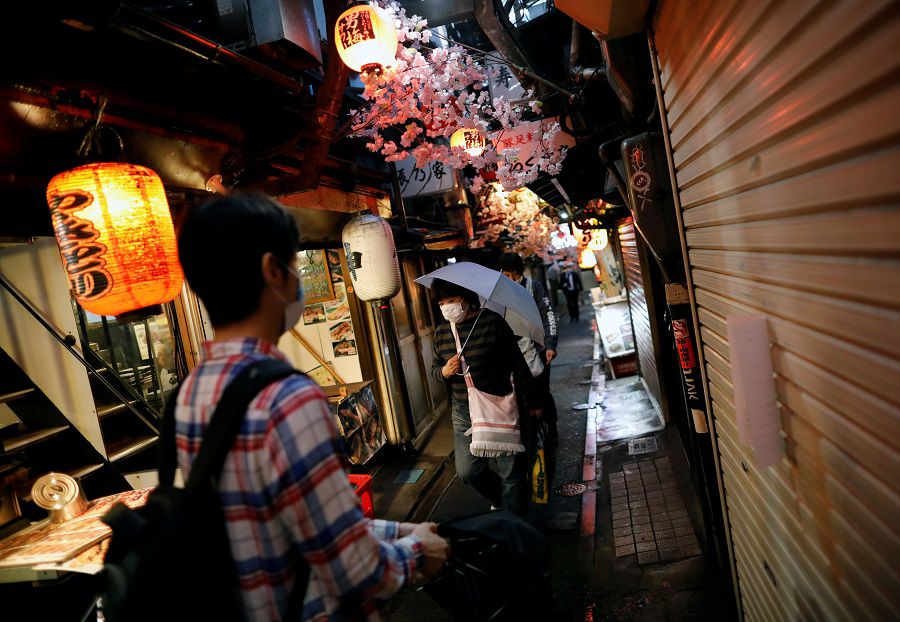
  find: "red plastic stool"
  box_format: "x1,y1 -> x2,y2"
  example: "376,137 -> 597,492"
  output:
348,474 -> 374,518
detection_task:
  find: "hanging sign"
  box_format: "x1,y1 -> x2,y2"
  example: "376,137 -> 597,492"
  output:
487,62 -> 526,103
396,156 -> 457,197
493,117 -> 576,173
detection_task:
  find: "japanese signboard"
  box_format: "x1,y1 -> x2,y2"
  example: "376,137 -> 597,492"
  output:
492,117 -> 576,174
487,62 -> 526,103
396,157 -> 457,197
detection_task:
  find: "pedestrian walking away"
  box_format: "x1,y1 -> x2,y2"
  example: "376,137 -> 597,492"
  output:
173,192 -> 449,621
499,252 -> 560,441
426,278 -> 543,517
560,262 -> 583,322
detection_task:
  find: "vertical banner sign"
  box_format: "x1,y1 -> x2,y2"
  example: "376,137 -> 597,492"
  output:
665,284 -> 708,434
671,317 -> 708,433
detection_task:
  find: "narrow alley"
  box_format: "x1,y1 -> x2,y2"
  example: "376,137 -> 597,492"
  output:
385,297 -> 735,621
1,1 -> 897,620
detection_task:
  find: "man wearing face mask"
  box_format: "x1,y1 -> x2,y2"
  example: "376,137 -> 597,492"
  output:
176,193 -> 449,621
430,278 -> 543,516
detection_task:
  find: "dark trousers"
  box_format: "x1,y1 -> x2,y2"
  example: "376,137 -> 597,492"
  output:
563,290 -> 580,320
535,360 -> 557,424
451,401 -> 528,516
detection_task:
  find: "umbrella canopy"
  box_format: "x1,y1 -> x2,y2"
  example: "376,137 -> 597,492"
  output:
416,262 -> 544,346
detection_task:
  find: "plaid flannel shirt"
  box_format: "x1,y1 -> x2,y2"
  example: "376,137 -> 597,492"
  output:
175,338 -> 422,620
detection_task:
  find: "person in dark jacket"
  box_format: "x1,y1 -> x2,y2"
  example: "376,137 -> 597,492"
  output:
560,262 -> 584,322
498,252 -> 560,441
430,279 -> 542,516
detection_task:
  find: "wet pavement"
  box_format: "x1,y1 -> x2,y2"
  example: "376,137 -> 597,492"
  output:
384,300 -> 736,621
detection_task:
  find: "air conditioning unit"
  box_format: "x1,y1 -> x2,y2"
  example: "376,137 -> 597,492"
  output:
213,0 -> 322,65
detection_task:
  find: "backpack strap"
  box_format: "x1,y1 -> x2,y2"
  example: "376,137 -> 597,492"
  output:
159,357 -> 311,617
186,358 -> 296,491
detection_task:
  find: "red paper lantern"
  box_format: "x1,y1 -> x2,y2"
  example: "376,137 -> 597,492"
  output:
46,163 -> 184,318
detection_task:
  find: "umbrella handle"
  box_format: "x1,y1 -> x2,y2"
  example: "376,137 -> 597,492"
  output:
457,308 -> 486,356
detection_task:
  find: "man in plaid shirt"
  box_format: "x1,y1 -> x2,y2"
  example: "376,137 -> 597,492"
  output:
176,193 -> 449,620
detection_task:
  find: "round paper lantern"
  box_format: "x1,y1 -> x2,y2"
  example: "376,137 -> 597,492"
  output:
334,3 -> 398,74
342,214 -> 400,301
46,163 -> 184,318
451,127 -> 487,157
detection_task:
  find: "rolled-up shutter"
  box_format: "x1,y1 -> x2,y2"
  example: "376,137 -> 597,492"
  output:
653,1 -> 900,619
618,218 -> 663,411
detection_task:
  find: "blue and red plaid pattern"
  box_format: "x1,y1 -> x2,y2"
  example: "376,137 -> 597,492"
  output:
175,338 -> 422,621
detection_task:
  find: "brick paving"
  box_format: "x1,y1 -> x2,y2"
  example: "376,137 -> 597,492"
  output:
611,456 -> 701,564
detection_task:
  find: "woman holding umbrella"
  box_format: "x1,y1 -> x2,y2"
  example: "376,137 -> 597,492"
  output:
427,277 -> 543,517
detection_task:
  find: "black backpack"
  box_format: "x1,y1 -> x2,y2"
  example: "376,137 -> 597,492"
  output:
101,359 -> 309,622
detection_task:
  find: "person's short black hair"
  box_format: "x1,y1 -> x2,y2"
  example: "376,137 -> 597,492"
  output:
177,192 -> 300,326
431,278 -> 480,307
498,252 -> 525,275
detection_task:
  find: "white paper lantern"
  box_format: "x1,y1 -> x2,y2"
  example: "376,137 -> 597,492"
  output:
342,214 -> 401,301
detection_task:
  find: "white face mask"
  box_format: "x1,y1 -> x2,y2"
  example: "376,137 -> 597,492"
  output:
273,261 -> 305,333
440,301 -> 468,324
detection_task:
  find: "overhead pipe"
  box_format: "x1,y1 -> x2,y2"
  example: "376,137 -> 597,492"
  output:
568,18 -> 636,118
109,3 -> 306,95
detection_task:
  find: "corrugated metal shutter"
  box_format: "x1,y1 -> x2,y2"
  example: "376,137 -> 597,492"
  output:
618,218 -> 663,410
653,1 -> 900,620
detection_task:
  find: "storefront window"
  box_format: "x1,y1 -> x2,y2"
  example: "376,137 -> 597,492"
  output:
74,304 -> 181,411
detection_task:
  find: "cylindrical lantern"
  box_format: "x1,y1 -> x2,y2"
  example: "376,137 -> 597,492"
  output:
46,163 -> 184,318
334,3 -> 398,74
342,214 -> 401,301
451,127 -> 487,157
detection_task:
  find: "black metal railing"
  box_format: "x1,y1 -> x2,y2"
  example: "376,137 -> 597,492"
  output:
0,273 -> 160,435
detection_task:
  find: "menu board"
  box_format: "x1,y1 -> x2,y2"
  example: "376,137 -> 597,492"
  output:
279,250 -> 363,387
299,249 -> 334,305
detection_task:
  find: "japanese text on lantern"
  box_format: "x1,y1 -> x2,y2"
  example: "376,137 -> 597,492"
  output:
338,11 -> 375,48
48,190 -> 113,301
465,133 -> 485,150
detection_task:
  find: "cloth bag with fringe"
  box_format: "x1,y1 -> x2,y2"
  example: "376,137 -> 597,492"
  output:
451,322 -> 525,458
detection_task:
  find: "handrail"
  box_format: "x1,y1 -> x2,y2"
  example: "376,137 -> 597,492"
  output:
0,273 -> 160,435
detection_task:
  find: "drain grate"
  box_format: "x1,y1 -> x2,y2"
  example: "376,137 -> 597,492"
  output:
628,437 -> 659,455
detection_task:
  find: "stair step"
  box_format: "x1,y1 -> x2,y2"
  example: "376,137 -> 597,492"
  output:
68,463 -> 105,480
2,425 -> 69,452
107,435 -> 158,462
97,401 -> 137,419
0,388 -> 35,404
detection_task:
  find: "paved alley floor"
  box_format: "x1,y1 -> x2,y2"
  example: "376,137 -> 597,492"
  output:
384,300 -> 736,621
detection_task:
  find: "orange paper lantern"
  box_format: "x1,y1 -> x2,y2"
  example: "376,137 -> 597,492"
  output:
46,163 -> 184,318
334,3 -> 398,74
451,127 -> 487,157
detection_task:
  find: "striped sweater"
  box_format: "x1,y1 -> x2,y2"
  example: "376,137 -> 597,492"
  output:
431,309 -> 539,409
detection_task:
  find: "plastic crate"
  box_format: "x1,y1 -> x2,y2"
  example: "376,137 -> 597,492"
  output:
348,474 -> 374,518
